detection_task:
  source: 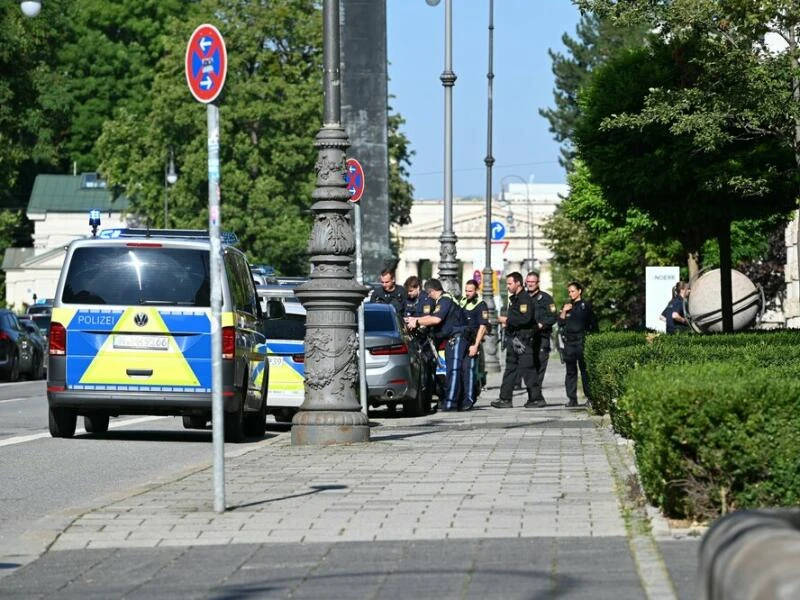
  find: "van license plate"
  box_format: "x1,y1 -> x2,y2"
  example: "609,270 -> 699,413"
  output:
113,334 -> 169,351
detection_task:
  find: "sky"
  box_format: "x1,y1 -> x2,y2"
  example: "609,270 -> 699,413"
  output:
386,0 -> 582,200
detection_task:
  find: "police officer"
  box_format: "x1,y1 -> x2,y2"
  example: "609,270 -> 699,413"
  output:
558,281 -> 598,407
661,281 -> 690,334
459,279 -> 489,410
371,269 -> 406,317
491,272 -> 541,409
403,275 -> 435,318
405,278 -> 468,411
525,271 -> 558,406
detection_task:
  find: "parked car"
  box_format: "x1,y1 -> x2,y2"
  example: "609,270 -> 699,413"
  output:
256,286 -> 433,420
47,228 -> 269,441
19,317 -> 48,368
0,309 -> 45,381
26,303 -> 52,317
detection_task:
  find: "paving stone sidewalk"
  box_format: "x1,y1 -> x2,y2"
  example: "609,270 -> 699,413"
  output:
0,359 -> 700,599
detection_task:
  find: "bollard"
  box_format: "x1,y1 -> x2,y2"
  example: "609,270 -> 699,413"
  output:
697,508 -> 800,600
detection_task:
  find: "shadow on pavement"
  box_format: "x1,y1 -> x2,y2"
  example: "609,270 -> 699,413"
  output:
228,484 -> 348,511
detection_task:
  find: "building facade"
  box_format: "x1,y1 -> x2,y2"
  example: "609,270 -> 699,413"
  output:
2,173 -> 130,311
393,183 -> 567,294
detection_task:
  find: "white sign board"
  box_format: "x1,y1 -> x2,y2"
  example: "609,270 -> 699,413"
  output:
646,266 -> 680,332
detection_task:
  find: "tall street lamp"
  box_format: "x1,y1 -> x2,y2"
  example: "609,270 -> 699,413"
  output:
164,149 -> 177,228
501,174 -> 530,271
482,0 -> 500,373
292,0 -> 370,446
427,0 -> 459,296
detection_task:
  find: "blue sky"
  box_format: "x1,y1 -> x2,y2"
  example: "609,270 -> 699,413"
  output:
386,1 -> 581,199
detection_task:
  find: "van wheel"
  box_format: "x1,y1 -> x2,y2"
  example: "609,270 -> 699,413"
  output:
243,397 -> 266,437
224,377 -> 247,443
49,406 -> 77,438
84,413 -> 109,434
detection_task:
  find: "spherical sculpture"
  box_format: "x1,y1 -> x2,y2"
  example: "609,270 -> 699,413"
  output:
687,269 -> 761,333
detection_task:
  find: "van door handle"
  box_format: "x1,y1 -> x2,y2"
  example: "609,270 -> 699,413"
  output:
126,369 -> 153,377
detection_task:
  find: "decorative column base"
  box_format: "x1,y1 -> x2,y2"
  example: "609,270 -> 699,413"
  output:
291,409 -> 369,445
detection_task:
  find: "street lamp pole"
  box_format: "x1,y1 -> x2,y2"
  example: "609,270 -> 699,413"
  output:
292,0 -> 370,446
428,0 -> 459,296
164,149 -> 177,228
482,0 -> 500,373
500,174 -> 529,271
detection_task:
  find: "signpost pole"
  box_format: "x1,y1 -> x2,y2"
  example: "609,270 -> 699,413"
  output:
186,22 -> 228,513
208,104 -> 225,514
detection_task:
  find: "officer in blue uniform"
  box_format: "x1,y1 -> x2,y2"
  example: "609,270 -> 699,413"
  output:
405,278 -> 468,411
370,269 -> 406,317
403,275 -> 435,318
558,281 -> 598,407
459,279 -> 489,410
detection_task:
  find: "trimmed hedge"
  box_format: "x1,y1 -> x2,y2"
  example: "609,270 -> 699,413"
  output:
620,362 -> 800,520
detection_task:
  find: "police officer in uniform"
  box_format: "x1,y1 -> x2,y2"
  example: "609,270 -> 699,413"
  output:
525,271 -> 558,406
558,281 -> 598,407
371,269 -> 406,317
405,278 -> 468,411
459,279 -> 490,410
403,275 -> 435,318
491,272 -> 542,409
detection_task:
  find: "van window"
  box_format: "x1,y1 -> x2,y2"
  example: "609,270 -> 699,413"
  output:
62,247 -> 211,306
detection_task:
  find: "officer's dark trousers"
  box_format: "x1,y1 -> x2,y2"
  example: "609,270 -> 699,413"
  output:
500,344 -> 538,403
443,335 -> 468,409
532,335 -> 551,402
460,349 -> 480,407
564,342 -> 590,402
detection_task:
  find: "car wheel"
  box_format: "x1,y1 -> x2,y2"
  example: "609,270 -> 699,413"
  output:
84,413 -> 109,434
403,368 -> 430,417
32,351 -> 45,380
4,352 -> 19,382
182,416 -> 208,429
49,406 -> 77,438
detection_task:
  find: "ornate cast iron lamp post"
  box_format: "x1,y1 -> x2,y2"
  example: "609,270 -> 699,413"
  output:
292,0 -> 370,446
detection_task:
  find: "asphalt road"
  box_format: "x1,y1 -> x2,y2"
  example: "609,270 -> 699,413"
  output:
0,380 -> 285,572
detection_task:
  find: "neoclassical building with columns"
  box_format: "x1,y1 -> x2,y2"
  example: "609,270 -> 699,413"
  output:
393,183 -> 568,294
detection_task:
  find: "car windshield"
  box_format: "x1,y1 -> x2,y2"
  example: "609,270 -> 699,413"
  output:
62,247 -> 210,306
264,314 -> 306,341
364,309 -> 399,334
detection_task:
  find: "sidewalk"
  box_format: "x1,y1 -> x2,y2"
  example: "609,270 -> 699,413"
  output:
1,358 -> 700,599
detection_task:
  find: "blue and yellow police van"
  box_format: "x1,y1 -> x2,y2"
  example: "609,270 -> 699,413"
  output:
46,229 -> 268,442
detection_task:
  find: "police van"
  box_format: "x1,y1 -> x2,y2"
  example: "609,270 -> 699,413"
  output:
46,229 -> 269,442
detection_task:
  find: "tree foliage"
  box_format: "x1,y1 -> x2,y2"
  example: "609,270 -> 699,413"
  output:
543,161 -> 683,328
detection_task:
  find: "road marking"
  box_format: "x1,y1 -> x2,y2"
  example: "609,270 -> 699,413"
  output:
0,398 -> 30,404
0,416 -> 169,448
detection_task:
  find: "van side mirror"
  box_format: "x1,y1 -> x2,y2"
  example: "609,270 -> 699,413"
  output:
265,299 -> 285,319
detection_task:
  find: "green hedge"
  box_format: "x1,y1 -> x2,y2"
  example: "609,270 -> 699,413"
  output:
620,362 -> 800,520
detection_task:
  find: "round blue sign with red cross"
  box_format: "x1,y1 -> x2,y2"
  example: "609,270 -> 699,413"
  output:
185,24 -> 227,104
345,158 -> 365,203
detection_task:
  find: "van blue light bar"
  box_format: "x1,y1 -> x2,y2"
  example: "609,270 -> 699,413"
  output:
97,228 -> 239,246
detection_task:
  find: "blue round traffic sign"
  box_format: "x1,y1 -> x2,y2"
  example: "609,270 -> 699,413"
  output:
490,221 -> 506,241
346,158 -> 366,203
185,24 -> 227,104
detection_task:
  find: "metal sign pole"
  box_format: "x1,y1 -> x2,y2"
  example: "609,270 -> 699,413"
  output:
208,104 -> 225,514
354,202 -> 368,415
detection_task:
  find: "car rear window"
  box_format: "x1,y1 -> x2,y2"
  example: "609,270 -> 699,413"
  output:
62,246 -> 210,306
364,309 -> 399,334
29,314 -> 51,333
264,314 -> 306,341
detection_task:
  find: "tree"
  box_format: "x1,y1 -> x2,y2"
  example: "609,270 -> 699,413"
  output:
540,11 -> 648,170
388,108 -> 415,237
574,0 -> 800,330
573,36 -> 799,331
97,0 -> 323,275
543,161 -> 684,328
